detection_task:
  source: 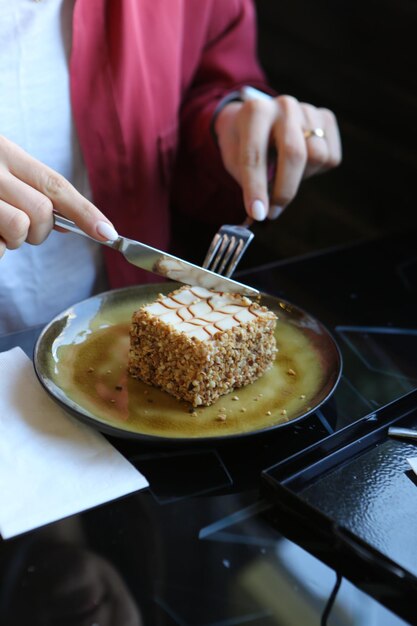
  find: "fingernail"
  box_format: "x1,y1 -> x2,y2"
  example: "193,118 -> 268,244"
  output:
97,221 -> 119,241
251,200 -> 267,221
268,205 -> 284,220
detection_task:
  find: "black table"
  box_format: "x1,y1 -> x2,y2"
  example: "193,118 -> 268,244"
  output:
1,228 -> 416,626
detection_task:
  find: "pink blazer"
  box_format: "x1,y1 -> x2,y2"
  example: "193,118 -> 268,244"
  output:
71,0 -> 267,287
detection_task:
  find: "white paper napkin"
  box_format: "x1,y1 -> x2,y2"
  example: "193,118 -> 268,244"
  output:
0,347 -> 148,539
407,457 -> 417,475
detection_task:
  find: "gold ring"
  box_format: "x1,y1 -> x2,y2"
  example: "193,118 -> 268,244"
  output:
303,128 -> 326,140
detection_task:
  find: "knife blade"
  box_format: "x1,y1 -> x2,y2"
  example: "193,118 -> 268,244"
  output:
54,215 -> 259,296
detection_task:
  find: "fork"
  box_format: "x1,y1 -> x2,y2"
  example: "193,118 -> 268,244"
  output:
202,87 -> 275,277
202,217 -> 254,278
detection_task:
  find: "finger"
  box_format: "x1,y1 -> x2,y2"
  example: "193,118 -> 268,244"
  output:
237,98 -> 277,220
0,199 -> 30,249
0,136 -> 117,241
0,237 -> 6,259
301,103 -> 330,178
271,95 -> 307,210
0,171 -> 53,244
321,108 -> 342,169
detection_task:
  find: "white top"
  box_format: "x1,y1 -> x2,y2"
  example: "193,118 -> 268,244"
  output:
0,0 -> 106,334
144,286 -> 276,341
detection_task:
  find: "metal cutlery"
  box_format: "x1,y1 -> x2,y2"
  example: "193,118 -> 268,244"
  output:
388,427 -> 417,441
202,86 -> 275,278
53,214 -> 259,296
202,217 -> 254,277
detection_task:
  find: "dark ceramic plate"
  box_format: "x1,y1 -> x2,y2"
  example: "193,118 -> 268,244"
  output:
33,283 -> 342,443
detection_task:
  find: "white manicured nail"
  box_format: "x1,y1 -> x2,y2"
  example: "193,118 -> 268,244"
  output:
251,200 -> 267,221
268,205 -> 284,220
97,221 -> 119,241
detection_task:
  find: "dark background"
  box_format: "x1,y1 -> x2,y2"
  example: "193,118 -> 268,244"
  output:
173,0 -> 416,269
250,0 -> 417,264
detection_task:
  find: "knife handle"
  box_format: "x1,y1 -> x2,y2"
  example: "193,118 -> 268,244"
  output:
53,214 -> 119,248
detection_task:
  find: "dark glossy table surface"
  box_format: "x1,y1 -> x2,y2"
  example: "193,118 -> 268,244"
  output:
1,228 -> 416,626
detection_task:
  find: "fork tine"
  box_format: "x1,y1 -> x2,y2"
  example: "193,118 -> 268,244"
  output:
206,233 -> 248,277
217,235 -> 239,275
223,237 -> 247,277
208,234 -> 232,273
202,232 -> 222,270
203,218 -> 254,276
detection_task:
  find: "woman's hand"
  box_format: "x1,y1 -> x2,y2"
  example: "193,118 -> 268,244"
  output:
214,93 -> 342,221
0,135 -> 118,259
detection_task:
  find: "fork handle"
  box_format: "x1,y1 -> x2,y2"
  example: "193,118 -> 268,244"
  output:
241,216 -> 254,229
53,214 -> 119,248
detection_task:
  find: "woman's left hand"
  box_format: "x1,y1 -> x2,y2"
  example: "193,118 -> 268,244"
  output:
214,93 -> 342,221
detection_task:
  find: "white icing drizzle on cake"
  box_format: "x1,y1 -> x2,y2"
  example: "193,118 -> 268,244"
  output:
145,287 -> 274,341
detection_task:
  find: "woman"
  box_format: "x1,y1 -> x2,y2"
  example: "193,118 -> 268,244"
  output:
0,0 -> 341,332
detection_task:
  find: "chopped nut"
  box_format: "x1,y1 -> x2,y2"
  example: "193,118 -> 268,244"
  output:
299,394 -> 306,399
110,399 -> 116,403
232,395 -> 239,401
217,414 -> 227,422
240,407 -> 247,413
266,410 -> 272,416
287,368 -> 296,376
280,409 -> 287,416
87,367 -> 95,373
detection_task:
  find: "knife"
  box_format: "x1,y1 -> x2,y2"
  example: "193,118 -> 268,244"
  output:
53,214 -> 259,297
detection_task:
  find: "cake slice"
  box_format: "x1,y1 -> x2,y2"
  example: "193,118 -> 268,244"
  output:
128,285 -> 277,407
